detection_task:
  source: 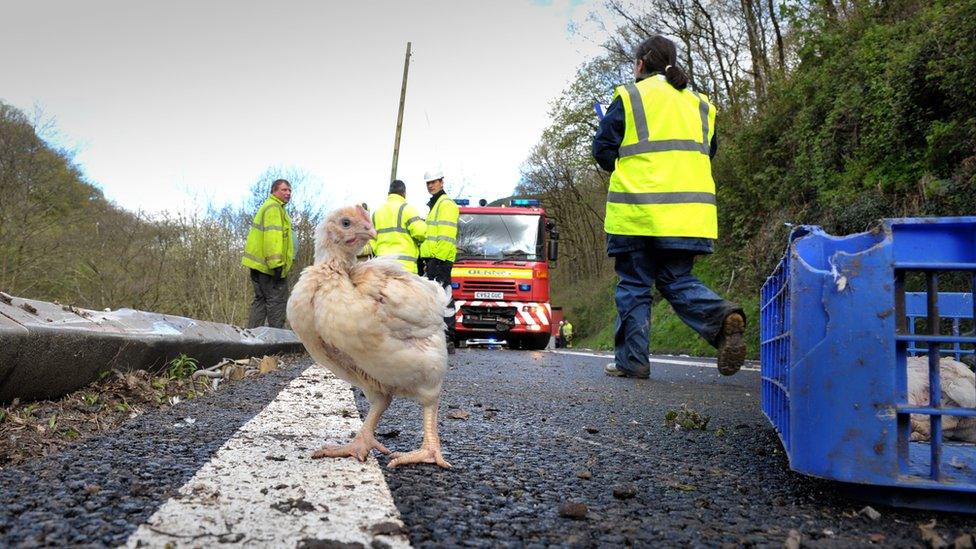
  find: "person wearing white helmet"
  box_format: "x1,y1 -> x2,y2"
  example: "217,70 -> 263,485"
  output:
419,167 -> 459,354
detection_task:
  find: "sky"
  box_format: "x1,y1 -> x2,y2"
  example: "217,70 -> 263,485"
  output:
0,0 -> 607,216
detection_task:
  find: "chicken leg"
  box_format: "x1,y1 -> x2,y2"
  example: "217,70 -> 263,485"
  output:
312,392 -> 392,461
388,400 -> 451,469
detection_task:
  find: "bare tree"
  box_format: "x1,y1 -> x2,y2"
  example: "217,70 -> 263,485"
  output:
767,0 -> 786,72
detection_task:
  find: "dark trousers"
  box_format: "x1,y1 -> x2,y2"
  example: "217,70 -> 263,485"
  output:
247,269 -> 288,329
420,258 -> 456,342
613,249 -> 740,374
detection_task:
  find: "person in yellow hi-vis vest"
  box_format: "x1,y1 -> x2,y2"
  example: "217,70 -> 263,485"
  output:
361,180 -> 427,273
593,35 -> 745,379
419,168 -> 459,354
241,179 -> 295,329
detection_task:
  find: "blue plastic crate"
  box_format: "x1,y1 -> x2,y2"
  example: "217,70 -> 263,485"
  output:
760,217 -> 976,513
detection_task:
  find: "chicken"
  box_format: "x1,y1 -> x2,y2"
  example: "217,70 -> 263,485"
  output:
286,205 -> 451,468
907,355 -> 976,443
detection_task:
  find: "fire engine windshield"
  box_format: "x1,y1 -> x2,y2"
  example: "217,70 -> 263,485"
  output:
456,214 -> 543,260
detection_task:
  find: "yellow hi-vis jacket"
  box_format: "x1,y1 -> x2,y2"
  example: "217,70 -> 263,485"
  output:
420,193 -> 459,262
241,195 -> 295,277
362,194 -> 426,273
604,75 -> 718,238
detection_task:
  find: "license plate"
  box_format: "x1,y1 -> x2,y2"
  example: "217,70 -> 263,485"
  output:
474,291 -> 504,300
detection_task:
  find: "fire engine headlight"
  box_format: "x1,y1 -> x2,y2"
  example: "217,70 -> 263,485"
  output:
518,283 -> 531,291
522,305 -> 537,313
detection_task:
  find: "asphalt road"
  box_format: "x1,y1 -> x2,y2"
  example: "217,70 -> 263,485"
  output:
1,349 -> 975,547
374,349 -> 975,547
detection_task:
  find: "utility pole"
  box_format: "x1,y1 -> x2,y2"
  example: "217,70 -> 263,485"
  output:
390,42 -> 411,183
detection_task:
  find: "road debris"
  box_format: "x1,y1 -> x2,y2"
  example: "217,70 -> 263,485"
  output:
785,529 -> 802,549
191,356 -> 282,387
664,404 -> 710,431
919,520 -> 948,549
859,505 -> 881,521
447,409 -> 470,420
558,502 -> 588,520
173,417 -> 197,428
612,483 -> 637,499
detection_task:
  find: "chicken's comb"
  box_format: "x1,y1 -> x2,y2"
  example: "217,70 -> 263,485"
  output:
355,204 -> 370,224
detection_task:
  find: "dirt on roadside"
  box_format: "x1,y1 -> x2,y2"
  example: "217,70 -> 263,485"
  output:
0,354 -> 297,468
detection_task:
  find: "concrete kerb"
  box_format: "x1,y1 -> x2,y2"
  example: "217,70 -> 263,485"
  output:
0,293 -> 305,404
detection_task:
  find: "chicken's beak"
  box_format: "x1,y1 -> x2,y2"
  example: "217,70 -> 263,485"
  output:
362,225 -> 377,240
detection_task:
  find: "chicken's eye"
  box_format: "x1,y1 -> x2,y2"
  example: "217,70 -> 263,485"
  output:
341,218 -> 351,228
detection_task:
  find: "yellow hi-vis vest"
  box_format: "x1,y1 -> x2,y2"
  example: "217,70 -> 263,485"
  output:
420,193 -> 459,262
241,195 -> 295,277
604,75 -> 718,239
364,194 -> 427,273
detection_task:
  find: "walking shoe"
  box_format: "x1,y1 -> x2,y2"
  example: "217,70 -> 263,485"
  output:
447,341 -> 456,355
604,363 -> 650,379
716,313 -> 746,376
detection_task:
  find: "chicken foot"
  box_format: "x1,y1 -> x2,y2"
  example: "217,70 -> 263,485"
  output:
312,393 -> 391,461
388,400 -> 451,469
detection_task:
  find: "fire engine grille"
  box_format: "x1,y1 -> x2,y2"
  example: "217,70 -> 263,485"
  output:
459,305 -> 518,330
462,280 -> 518,293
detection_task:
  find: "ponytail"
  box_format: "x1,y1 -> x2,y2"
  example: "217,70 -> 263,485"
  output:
635,36 -> 688,90
662,64 -> 689,90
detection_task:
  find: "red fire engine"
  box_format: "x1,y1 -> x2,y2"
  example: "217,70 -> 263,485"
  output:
450,198 -> 558,350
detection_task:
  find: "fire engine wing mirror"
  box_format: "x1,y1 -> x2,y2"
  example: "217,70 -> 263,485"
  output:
547,229 -> 558,262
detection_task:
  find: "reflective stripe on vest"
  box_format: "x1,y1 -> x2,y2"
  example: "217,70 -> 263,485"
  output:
604,76 -> 718,239
426,235 -> 457,244
381,254 -> 419,263
377,204 -> 410,234
606,191 -> 715,205
372,197 -> 422,273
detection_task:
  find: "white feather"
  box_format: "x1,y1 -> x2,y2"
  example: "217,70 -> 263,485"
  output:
906,356 -> 976,443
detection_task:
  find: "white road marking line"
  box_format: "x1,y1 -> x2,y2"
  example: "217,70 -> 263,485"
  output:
549,350 -> 760,372
126,366 -> 410,548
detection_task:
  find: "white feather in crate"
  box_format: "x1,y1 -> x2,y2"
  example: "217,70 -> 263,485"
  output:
907,356 -> 976,443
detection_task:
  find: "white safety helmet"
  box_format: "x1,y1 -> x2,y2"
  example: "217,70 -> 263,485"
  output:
424,168 -> 443,182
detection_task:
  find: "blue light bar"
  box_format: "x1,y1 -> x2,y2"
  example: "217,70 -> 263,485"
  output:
451,282 -> 460,289
511,199 -> 539,207
455,199 -> 470,206
518,283 -> 531,291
